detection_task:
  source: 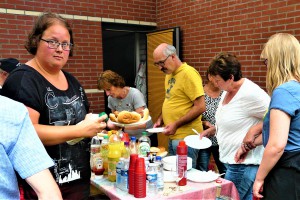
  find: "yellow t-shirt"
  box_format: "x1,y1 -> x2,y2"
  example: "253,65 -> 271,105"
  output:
162,63 -> 204,140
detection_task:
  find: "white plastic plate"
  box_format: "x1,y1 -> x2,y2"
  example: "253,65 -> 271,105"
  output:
187,169 -> 219,183
146,127 -> 165,133
184,135 -> 212,149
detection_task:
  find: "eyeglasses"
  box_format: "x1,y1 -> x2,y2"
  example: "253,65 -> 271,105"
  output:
263,59 -> 268,66
40,38 -> 73,51
154,54 -> 171,67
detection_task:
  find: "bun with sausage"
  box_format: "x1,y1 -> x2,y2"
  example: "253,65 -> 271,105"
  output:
117,111 -> 141,124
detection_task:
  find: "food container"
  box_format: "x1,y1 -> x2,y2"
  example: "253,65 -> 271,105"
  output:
162,156 -> 192,171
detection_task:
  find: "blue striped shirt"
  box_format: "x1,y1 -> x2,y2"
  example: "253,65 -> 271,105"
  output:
0,95 -> 54,199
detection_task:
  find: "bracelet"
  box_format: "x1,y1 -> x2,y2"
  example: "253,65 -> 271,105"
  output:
242,142 -> 251,151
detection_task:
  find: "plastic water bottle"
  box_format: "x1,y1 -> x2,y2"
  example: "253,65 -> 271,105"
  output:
146,163 -> 158,196
129,136 -> 138,154
155,156 -> 164,191
138,131 -> 151,157
116,158 -> 124,189
120,158 -> 129,192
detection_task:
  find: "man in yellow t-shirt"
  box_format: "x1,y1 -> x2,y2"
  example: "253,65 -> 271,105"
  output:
153,43 -> 205,168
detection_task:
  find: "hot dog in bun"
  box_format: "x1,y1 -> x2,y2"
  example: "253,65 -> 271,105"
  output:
109,108 -> 149,124
117,111 -> 141,124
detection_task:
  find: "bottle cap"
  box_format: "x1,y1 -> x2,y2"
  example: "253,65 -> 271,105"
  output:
142,131 -> 147,136
130,136 -> 136,141
156,156 -> 162,161
99,112 -> 109,122
103,135 -> 109,139
178,140 -> 186,146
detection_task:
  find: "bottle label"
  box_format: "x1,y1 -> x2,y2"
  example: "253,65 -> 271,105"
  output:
146,173 -> 157,183
100,144 -> 109,158
93,155 -> 103,169
138,142 -> 150,157
91,145 -> 100,154
177,155 -> 187,177
121,169 -> 128,177
108,159 -> 118,176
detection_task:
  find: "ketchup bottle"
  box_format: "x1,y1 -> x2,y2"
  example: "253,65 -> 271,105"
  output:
176,140 -> 187,186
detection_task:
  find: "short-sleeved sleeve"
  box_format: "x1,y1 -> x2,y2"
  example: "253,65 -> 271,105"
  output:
10,110 -> 54,179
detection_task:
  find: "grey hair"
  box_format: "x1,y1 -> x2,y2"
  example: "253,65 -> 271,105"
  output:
163,44 -> 177,56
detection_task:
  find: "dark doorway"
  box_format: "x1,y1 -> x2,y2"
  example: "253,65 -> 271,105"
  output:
102,23 -> 155,114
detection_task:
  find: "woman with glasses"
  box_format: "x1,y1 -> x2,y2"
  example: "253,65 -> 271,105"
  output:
2,12 -> 106,200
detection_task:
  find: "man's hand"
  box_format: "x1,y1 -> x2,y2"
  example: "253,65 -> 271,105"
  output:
163,122 -> 177,136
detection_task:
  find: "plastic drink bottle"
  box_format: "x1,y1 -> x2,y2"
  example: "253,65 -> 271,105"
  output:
138,131 -> 151,157
120,158 -> 129,192
146,163 -> 158,196
90,136 -> 104,178
122,141 -> 130,159
176,140 -> 187,186
129,136 -> 138,154
116,158 -> 125,189
100,135 -> 109,175
155,156 -> 164,191
107,133 -> 121,182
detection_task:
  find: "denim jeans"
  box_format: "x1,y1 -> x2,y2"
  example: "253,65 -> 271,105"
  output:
168,139 -> 199,168
196,146 -> 226,175
224,164 -> 258,200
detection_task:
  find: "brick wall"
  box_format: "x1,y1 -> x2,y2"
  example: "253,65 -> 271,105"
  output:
1,0 -> 300,113
156,0 -> 300,89
0,0 -> 156,113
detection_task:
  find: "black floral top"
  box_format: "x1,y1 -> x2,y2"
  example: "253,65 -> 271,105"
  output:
202,91 -> 223,146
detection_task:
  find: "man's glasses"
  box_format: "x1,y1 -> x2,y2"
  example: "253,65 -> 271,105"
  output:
263,59 -> 268,66
40,38 -> 73,51
154,54 -> 171,67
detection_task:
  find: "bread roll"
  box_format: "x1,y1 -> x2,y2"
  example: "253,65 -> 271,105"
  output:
150,147 -> 160,153
117,111 -> 141,124
158,146 -> 165,152
113,111 -> 119,117
109,113 -> 117,122
141,108 -> 149,121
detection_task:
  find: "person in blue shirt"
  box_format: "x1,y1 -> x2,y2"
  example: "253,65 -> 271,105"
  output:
0,95 -> 62,200
235,33 -> 300,200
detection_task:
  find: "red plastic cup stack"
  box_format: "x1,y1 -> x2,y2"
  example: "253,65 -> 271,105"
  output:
128,154 -> 138,195
134,157 -> 146,198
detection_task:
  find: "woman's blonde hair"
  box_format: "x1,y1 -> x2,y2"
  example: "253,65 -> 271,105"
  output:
261,33 -> 300,95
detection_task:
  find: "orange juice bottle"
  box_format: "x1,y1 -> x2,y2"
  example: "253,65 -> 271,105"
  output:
107,133 -> 121,182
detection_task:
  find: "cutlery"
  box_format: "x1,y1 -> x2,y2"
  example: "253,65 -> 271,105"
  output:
192,128 -> 200,136
218,173 -> 225,177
